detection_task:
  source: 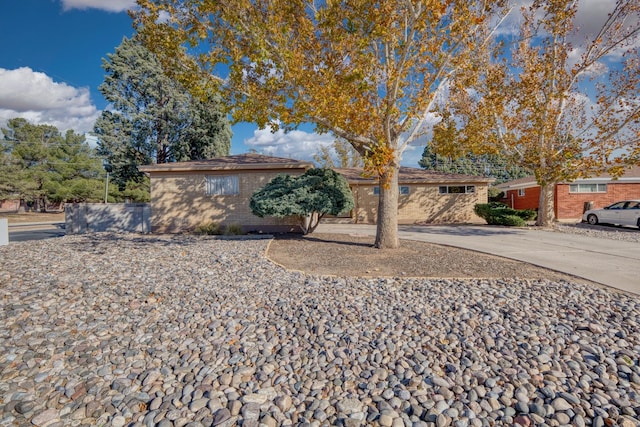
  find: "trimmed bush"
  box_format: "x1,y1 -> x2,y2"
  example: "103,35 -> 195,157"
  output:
250,168 -> 354,234
488,187 -> 505,203
474,203 -> 536,226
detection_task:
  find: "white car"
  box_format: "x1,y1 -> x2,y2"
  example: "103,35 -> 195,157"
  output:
582,200 -> 640,228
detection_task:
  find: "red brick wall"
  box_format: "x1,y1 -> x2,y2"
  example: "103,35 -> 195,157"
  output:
0,199 -> 19,212
503,183 -> 640,220
556,183 -> 640,219
503,188 -> 540,210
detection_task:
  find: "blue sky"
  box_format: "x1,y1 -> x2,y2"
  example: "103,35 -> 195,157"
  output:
0,0 -> 629,168
0,0 -> 363,165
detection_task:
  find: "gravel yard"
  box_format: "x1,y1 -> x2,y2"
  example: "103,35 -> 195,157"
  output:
1,231 -> 639,427
552,223 -> 640,244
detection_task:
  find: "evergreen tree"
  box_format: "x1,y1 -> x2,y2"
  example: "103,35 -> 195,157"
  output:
419,113 -> 530,184
250,169 -> 354,234
178,94 -> 232,161
418,144 -> 530,185
0,118 -> 105,209
94,36 -> 232,189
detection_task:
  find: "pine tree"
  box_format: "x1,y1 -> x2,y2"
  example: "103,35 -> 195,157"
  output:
94,36 -> 232,189
0,118 -> 104,209
419,112 -> 530,184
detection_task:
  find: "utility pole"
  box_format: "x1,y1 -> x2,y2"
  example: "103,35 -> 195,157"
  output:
104,163 -> 112,203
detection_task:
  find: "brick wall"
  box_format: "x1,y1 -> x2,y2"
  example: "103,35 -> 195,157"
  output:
503,183 -> 640,220
503,187 -> 540,210
556,183 -> 640,219
0,199 -> 19,212
352,183 -> 488,224
149,168 -> 306,233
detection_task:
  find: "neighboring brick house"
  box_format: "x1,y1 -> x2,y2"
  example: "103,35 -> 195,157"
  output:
497,166 -> 640,221
0,199 -> 19,212
333,167 -> 493,224
139,153 -> 314,233
140,154 -> 494,233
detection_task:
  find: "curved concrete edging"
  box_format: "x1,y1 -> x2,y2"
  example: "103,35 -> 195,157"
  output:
315,223 -> 640,296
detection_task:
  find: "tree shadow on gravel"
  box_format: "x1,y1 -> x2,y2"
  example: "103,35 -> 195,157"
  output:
273,233 -> 374,249
267,232 -> 599,285
58,233 -> 202,253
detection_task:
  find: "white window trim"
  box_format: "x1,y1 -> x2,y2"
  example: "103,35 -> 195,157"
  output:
518,188 -> 525,197
569,183 -> 607,193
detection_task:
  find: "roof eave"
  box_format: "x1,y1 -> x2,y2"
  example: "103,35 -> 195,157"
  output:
138,162 -> 313,173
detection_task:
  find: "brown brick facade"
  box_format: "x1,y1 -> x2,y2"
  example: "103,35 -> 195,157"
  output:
141,155 -> 494,232
350,183 -> 488,224
140,154 -> 314,233
148,169 -> 306,233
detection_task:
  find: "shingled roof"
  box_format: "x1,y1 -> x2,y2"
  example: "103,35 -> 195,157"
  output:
497,165 -> 640,189
334,167 -> 494,184
139,153 -> 314,173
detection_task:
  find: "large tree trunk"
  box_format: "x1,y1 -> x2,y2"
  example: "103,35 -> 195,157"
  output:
536,183 -> 555,227
300,212 -> 322,234
375,166 -> 399,249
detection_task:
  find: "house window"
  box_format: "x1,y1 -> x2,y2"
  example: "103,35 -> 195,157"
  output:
518,188 -> 525,197
373,186 -> 410,195
569,183 -> 607,193
439,185 -> 475,194
205,175 -> 239,195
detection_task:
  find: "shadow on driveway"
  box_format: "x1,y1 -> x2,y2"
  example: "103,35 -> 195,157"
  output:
400,224 -> 528,237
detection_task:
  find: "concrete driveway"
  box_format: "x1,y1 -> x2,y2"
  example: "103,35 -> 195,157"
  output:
316,223 -> 640,295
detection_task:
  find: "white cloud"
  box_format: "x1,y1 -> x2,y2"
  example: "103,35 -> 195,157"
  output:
497,0 -> 637,42
574,0 -> 619,41
243,124 -> 334,161
243,123 -> 425,167
0,67 -> 100,134
60,0 -> 137,13
399,144 -> 424,168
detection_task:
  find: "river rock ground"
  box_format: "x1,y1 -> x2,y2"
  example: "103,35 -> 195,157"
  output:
1,232 -> 639,427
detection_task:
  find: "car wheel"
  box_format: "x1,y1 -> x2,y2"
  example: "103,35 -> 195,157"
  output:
587,214 -> 599,225
637,218 -> 640,230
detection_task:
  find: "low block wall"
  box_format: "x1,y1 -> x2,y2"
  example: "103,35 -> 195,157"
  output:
66,203 -> 151,234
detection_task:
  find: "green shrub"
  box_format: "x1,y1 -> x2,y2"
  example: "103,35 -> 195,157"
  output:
194,221 -> 224,235
474,203 -> 536,227
474,202 -> 506,220
513,209 -> 536,221
493,214 -> 526,227
224,223 -> 244,236
488,187 -> 505,202
250,168 -> 354,234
